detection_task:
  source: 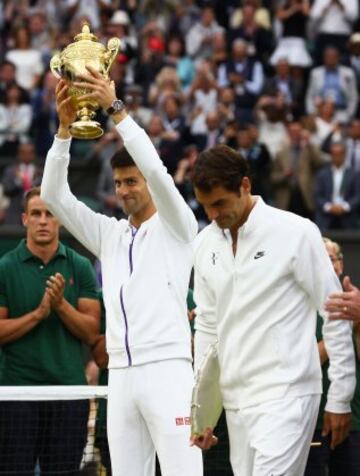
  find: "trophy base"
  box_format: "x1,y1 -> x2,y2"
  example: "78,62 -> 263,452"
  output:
69,120 -> 104,140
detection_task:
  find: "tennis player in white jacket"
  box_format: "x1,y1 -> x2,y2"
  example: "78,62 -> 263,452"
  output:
190,145 -> 355,476
41,71 -> 202,476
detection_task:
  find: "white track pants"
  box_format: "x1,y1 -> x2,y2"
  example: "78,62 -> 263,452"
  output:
226,395 -> 320,476
107,359 -> 203,476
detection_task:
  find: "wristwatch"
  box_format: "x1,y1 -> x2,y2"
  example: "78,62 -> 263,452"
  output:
106,99 -> 125,116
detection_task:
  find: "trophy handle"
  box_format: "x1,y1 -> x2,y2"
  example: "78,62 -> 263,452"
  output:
103,38 -> 121,76
50,54 -> 62,79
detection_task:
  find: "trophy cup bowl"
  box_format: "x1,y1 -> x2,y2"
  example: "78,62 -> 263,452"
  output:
50,23 -> 121,139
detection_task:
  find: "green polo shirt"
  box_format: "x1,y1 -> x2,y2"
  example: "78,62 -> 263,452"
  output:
0,239 -> 98,386
316,314 -> 360,431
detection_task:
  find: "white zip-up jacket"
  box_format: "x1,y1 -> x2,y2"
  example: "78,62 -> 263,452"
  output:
41,116 -> 198,368
194,198 -> 355,414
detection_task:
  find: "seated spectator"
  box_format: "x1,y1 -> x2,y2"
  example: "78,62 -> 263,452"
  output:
0,184 -> 9,225
271,0 -> 312,68
310,0 -> 358,65
315,141 -> 360,230
271,120 -> 325,219
64,0 -> 112,31
348,32 -> 360,113
193,111 -> 223,151
306,46 -> 358,125
211,30 -> 228,69
124,84 -> 152,129
0,83 -> 32,157
255,94 -> 288,159
217,86 -> 237,127
164,33 -> 195,90
263,58 -> 304,119
174,144 -> 209,230
96,153 -> 125,220
228,1 -> 274,66
185,5 -> 224,62
31,70 -> 59,159
229,0 -> 271,30
148,66 -> 182,110
159,94 -> 187,175
0,60 -> 29,104
28,8 -> 54,66
236,124 -> 272,200
5,25 -> 44,91
346,118 -> 360,172
2,142 -> 42,225
304,98 -> 341,151
188,65 -> 219,137
218,38 -> 264,123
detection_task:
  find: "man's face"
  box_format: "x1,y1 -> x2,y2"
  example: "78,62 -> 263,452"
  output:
18,143 -> 36,164
22,196 -> 60,246
113,166 -> 153,217
325,242 -> 343,278
194,180 -> 251,230
330,144 -> 346,167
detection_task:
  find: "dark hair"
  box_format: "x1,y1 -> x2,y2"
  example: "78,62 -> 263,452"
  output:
23,186 -> 41,211
191,145 -> 250,193
110,147 -> 136,169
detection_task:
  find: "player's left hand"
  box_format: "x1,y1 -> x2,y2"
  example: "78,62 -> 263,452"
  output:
73,65 -> 117,111
190,427 -> 218,450
322,411 -> 351,449
46,273 -> 66,310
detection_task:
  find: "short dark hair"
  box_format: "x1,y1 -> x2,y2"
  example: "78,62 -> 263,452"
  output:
23,186 -> 41,211
191,145 -> 250,193
110,147 -> 136,169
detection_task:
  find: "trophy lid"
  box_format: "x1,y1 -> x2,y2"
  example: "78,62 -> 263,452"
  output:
74,23 -> 98,42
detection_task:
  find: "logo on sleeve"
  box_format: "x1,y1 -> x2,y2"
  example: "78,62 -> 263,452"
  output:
254,251 -> 265,260
211,252 -> 219,265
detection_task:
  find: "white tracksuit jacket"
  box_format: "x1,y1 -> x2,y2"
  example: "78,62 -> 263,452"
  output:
194,197 -> 355,414
41,116 -> 198,368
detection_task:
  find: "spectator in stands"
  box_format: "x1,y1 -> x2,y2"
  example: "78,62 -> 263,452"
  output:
0,83 -> 33,157
41,74 -> 203,476
185,5 -> 224,62
305,238 -> 360,476
236,124 -> 272,200
271,120 -> 325,219
271,0 -> 312,68
0,187 -> 100,475
304,98 -> 341,151
147,66 -> 181,110
306,46 -> 358,125
218,86 -> 237,127
96,154 -> 125,220
28,8 -> 54,65
174,144 -> 209,230
31,70 -> 59,159
263,58 -> 304,119
229,0 -> 271,31
0,184 -> 9,224
211,30 -> 228,70
0,60 -> 29,104
164,33 -> 195,91
2,142 -> 42,225
314,141 -> 360,230
255,94 -> 288,159
310,0 -> 358,64
218,38 -> 264,123
345,119 -> 360,173
191,144 -> 355,475
228,1 -> 274,66
349,33 -> 360,95
63,0 -> 113,31
5,25 -> 44,91
124,84 -> 152,129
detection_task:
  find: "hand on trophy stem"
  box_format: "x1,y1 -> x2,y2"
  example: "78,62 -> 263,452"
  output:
74,65 -> 117,112
56,80 -> 77,139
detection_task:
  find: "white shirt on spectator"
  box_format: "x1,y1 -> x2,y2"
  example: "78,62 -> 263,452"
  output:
5,49 -> 44,90
0,104 -> 32,146
64,0 -> 111,30
310,0 -> 358,35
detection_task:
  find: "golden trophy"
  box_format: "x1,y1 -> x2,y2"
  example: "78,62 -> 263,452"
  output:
50,23 -> 121,139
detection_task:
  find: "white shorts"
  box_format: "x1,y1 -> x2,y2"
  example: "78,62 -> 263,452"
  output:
107,359 -> 203,476
226,394 -> 320,476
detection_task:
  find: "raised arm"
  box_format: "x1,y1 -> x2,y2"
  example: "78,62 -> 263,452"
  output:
41,80 -> 113,258
73,67 -> 198,243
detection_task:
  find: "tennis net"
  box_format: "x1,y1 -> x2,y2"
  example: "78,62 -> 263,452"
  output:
0,385 -> 109,475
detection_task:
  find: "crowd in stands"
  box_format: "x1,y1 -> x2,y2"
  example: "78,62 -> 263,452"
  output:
0,0 -> 360,232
